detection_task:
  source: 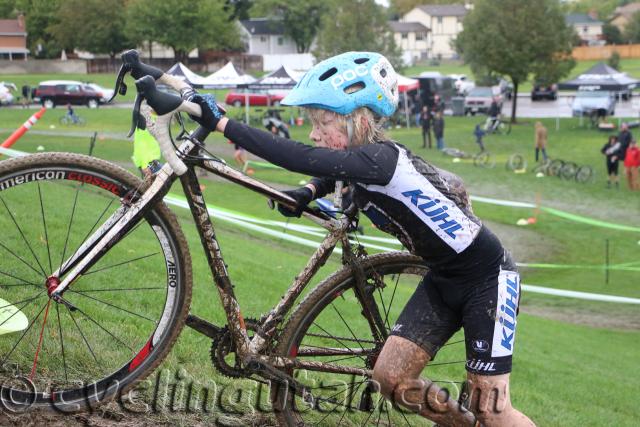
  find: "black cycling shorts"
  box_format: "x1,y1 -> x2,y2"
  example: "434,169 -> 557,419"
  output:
606,160 -> 619,176
390,252 -> 521,376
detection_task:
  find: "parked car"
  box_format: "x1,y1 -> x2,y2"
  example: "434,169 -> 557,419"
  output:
224,91 -> 286,107
464,87 -> 501,115
33,80 -> 101,109
85,83 -> 115,103
0,82 -> 16,106
449,74 -> 475,95
571,90 -> 616,117
531,84 -> 558,101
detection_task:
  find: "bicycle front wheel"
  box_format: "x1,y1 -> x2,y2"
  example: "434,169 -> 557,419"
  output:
0,153 -> 192,412
272,252 -> 462,426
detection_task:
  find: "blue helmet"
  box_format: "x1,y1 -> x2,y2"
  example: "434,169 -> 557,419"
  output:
282,52 -> 398,117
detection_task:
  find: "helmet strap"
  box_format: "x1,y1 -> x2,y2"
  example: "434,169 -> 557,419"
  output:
346,117 -> 354,148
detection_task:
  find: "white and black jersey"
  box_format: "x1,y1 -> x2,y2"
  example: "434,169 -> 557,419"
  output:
224,120 -> 504,273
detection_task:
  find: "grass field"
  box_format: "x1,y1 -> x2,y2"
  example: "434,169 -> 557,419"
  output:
0,104 -> 639,426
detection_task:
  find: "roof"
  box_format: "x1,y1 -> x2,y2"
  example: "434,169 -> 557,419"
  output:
0,19 -> 26,35
613,3 -> 640,18
417,4 -> 468,17
565,13 -> 602,25
388,21 -> 429,33
240,18 -> 284,36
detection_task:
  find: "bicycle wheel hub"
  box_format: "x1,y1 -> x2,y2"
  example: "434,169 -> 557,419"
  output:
45,275 -> 60,296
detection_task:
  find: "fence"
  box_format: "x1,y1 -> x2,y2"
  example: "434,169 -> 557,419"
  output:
572,44 -> 640,61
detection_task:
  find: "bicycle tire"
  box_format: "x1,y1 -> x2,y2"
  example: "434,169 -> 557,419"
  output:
506,154 -> 526,171
58,116 -> 69,126
560,162 -> 578,180
547,159 -> 564,177
272,252 -> 461,426
76,117 -> 86,127
575,165 -> 594,183
0,153 -> 192,412
473,151 -> 495,168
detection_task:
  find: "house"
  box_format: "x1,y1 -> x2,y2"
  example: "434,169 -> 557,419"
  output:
389,21 -> 430,65
566,13 -> 604,45
0,14 -> 28,60
239,18 -> 298,55
402,4 -> 468,59
611,2 -> 640,32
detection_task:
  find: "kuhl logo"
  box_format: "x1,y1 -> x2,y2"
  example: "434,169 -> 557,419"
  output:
401,189 -> 463,239
466,359 -> 496,372
499,277 -> 519,352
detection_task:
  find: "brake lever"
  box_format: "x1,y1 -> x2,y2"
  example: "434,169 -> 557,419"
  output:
109,63 -> 131,103
128,93 -> 145,138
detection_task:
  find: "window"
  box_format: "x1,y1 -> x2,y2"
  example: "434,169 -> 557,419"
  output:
277,37 -> 284,45
437,17 -> 443,24
583,26 -> 588,33
260,36 -> 267,42
416,32 -> 425,41
402,33 -> 408,39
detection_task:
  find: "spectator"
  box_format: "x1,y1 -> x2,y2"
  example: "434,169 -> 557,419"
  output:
412,94 -> 422,127
623,139 -> 640,190
21,84 -> 30,108
617,122 -> 632,161
432,94 -> 445,114
433,111 -> 445,150
474,123 -> 486,152
601,135 -> 622,189
534,121 -> 548,162
487,97 -> 501,130
420,105 -> 432,148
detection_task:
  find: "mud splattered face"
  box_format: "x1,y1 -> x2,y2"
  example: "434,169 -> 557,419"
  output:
308,110 -> 349,150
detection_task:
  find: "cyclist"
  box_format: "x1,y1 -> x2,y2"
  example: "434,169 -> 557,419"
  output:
189,52 -> 534,427
65,103 -> 80,124
485,97 -> 501,132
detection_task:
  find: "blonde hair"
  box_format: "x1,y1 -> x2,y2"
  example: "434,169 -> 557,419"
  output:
305,107 -> 388,146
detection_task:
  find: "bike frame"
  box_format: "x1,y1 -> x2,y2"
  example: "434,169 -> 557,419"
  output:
49,125 -> 377,380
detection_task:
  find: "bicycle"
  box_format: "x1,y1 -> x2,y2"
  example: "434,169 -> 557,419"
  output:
0,51 -> 469,425
441,146 -> 495,168
59,114 -> 86,127
483,115 -> 511,135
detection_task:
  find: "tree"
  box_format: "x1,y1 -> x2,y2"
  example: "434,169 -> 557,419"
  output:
224,0 -> 253,21
49,0 -> 129,58
623,10 -> 640,43
124,0 -> 242,62
603,22 -> 623,45
251,0 -> 327,53
608,51 -> 621,70
15,0 -> 63,58
0,0 -> 17,17
314,0 -> 403,70
456,0 -> 575,123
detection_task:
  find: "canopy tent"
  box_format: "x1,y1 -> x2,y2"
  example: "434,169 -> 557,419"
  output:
397,75 -> 419,128
165,62 -> 209,88
202,62 -> 256,89
239,66 -> 301,123
558,62 -> 640,92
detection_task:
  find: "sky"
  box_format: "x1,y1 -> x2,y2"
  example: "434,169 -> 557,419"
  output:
375,0 -> 390,7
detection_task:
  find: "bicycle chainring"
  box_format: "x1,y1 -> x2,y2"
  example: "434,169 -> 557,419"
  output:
210,318 -> 261,378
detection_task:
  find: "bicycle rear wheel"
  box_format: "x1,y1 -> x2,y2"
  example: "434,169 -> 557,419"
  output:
560,162 -> 578,180
0,153 -> 192,412
575,165 -> 594,183
272,252 -> 464,426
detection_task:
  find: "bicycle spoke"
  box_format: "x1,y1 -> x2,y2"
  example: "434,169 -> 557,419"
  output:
37,183 -> 53,275
330,303 -> 368,355
73,306 -> 135,353
67,306 -> 99,364
0,281 -> 40,288
58,182 -> 81,273
29,299 -> 52,380
383,273 -> 401,330
0,269 -> 38,286
83,252 -> 160,276
0,290 -> 46,330
0,196 -> 47,277
0,298 -> 49,367
0,240 -> 46,278
68,290 -> 156,323
310,322 -> 367,364
72,287 -> 165,293
55,304 -> 68,384
315,380 -> 365,425
306,332 -> 376,345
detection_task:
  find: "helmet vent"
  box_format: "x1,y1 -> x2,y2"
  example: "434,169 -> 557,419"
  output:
354,57 -> 370,64
380,68 -> 387,78
319,67 -> 338,81
344,81 -> 366,94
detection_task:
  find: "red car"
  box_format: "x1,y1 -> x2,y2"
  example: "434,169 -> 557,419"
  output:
224,91 -> 286,107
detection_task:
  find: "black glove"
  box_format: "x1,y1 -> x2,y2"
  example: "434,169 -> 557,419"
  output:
277,187 -> 313,218
189,94 -> 225,131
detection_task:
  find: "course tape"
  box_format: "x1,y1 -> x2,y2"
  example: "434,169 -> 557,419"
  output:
1,146 -> 638,304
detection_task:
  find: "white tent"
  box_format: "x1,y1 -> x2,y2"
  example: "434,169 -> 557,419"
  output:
202,62 -> 256,89
165,62 -> 209,88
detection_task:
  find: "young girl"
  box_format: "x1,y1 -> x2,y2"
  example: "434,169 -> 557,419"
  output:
190,52 -> 534,427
